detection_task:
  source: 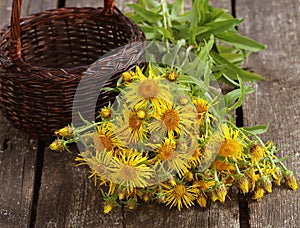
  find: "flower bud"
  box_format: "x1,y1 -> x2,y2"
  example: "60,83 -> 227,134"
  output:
122,71 -> 134,82
197,192 -> 207,208
215,184 -> 227,203
252,187 -> 265,201
49,139 -> 65,152
238,176 -> 250,194
100,107 -> 112,119
262,177 -> 273,193
166,71 -> 178,81
250,144 -> 264,161
55,126 -> 73,138
284,171 -> 298,191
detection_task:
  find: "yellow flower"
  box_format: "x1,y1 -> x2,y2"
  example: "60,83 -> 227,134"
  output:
155,137 -> 191,178
166,71 -> 178,82
100,107 -> 112,119
103,202 -> 114,214
123,66 -> 172,114
215,159 -> 235,172
238,176 -> 250,194
218,124 -> 244,161
114,104 -> 148,145
247,168 -> 261,191
122,70 -> 135,83
261,176 -> 273,193
197,192 -> 207,208
252,187 -> 265,201
149,102 -> 198,138
250,144 -> 265,161
49,139 -> 65,152
215,184 -> 227,203
76,149 -> 117,186
188,148 -> 204,168
54,126 -> 74,138
284,171 -> 298,191
193,98 -> 208,125
162,182 -> 199,211
94,123 -> 121,152
194,179 -> 215,192
111,149 -> 153,192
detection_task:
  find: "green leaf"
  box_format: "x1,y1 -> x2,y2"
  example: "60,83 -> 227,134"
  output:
224,85 -> 255,107
228,76 -> 245,111
202,19 -> 242,35
126,4 -> 163,23
243,125 -> 269,135
216,32 -> 266,52
210,51 -> 264,81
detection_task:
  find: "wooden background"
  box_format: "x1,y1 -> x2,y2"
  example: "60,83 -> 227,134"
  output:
0,0 -> 299,227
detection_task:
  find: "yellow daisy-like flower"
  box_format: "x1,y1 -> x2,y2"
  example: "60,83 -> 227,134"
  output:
250,144 -> 265,161
154,137 -> 191,178
193,98 -> 209,125
215,159 -> 236,172
114,104 -> 148,145
218,124 -> 244,161
238,176 -> 250,194
149,102 -> 198,138
94,123 -> 121,152
194,179 -> 215,192
123,66 -> 172,115
252,187 -> 265,201
162,182 -> 199,211
111,149 -> 153,192
197,192 -> 207,208
76,149 -> 117,186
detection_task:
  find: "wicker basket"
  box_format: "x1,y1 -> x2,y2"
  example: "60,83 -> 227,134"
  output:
0,0 -> 145,140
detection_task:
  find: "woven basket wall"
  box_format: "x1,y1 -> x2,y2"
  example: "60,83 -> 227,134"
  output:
0,0 -> 145,140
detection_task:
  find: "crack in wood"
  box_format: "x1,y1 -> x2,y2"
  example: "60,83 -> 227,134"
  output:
29,140 -> 46,228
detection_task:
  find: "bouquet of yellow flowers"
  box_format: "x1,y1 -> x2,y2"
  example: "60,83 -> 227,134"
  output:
50,63 -> 297,213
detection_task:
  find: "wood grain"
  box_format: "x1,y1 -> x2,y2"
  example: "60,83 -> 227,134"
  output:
35,149 -> 123,227
236,0 -> 299,82
237,0 -> 300,227
0,114 -> 38,228
243,81 -> 300,228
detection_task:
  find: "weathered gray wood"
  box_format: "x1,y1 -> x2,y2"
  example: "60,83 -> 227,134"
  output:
237,0 -> 300,227
22,0 -> 57,15
34,0 -> 240,227
0,0 -> 12,26
35,149 -> 123,227
243,81 -> 300,228
0,1 -> 57,228
0,114 -> 38,228
236,0 -> 299,81
65,0 -> 139,12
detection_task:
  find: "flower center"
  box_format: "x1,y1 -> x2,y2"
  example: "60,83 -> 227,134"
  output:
173,184 -> 187,198
138,79 -> 159,99
99,135 -> 113,151
159,144 -> 175,161
120,165 -> 137,181
219,139 -> 242,159
129,116 -> 142,131
161,109 -> 180,131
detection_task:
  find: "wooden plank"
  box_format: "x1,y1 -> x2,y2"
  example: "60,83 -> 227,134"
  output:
21,0 -> 57,15
35,149 -> 123,227
65,0 -> 137,12
237,0 -> 300,227
243,81 -> 300,228
0,0 -> 12,26
236,0 -> 299,81
0,114 -> 39,228
35,0 -> 241,227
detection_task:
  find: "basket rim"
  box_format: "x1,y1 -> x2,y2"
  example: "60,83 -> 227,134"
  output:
0,6 -> 145,77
